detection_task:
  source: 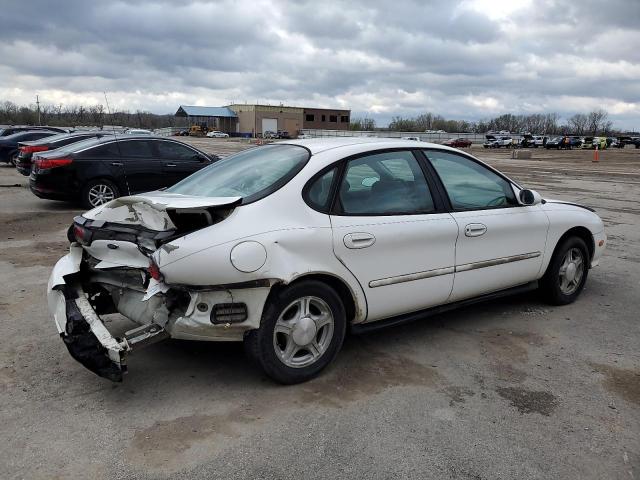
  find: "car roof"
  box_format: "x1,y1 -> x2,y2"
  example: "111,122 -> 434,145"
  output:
19,131 -> 104,146
279,137 -> 460,155
1,129 -> 58,140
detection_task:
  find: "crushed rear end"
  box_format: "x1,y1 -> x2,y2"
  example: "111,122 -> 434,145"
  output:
48,192 -> 241,381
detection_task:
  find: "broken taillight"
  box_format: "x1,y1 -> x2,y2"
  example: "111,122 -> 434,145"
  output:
148,260 -> 163,282
73,224 -> 91,245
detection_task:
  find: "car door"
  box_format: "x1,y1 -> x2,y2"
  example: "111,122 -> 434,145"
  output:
74,140 -> 129,193
155,140 -> 210,186
424,149 -> 549,302
329,150 -> 458,322
115,139 -> 161,193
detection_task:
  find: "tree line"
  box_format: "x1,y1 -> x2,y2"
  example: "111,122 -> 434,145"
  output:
0,100 -> 177,129
0,99 -> 620,136
352,109 -> 618,135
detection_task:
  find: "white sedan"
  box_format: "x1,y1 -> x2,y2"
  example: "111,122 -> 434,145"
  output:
206,130 -> 229,138
48,138 -> 606,383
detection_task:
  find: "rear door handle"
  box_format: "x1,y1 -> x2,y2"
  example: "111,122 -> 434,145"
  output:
464,223 -> 487,237
165,163 -> 177,167
111,162 -> 123,166
344,232 -> 376,249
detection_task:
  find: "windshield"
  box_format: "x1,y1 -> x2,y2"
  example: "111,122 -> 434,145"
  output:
167,144 -> 310,202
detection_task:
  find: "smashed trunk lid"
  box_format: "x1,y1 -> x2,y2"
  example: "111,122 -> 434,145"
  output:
75,191 -> 241,251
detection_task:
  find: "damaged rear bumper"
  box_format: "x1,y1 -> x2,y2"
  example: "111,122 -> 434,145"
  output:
59,292 -> 128,382
48,246 -> 129,381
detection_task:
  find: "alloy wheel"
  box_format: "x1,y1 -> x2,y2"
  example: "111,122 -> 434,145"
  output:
558,247 -> 585,295
273,296 -> 334,368
88,183 -> 116,207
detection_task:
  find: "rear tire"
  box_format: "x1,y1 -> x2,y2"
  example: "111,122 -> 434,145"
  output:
81,178 -> 119,209
244,280 -> 346,384
540,236 -> 589,305
9,151 -> 18,166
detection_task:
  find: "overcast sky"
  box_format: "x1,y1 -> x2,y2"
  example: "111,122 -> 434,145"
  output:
1,0 -> 639,129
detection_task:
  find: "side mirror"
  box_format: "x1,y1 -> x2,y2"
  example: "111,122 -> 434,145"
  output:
519,189 -> 542,206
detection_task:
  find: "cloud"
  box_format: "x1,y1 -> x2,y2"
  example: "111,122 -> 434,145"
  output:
0,0 -> 638,128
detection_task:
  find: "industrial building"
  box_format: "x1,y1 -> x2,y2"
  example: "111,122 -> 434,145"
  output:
174,104 -> 350,137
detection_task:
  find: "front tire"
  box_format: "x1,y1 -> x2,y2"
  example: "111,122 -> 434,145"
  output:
81,178 -> 119,209
540,236 -> 589,305
244,280 -> 347,384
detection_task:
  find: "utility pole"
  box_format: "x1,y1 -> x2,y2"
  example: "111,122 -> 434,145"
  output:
36,95 -> 41,125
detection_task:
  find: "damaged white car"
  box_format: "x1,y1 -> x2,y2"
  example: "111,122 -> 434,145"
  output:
48,138 -> 606,384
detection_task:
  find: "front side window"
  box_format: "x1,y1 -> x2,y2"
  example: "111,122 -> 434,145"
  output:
338,151 -> 435,215
426,150 -> 517,210
167,144 -> 310,202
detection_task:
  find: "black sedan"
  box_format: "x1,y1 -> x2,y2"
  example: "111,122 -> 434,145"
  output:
0,125 -> 69,137
0,130 -> 60,164
16,131 -> 110,176
29,136 -> 219,208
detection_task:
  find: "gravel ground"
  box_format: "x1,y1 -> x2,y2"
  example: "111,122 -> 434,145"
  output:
0,142 -> 638,479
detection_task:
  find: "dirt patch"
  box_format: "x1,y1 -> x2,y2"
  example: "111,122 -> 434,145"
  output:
496,386 -> 558,415
443,385 -> 475,406
0,240 -> 68,267
127,344 -> 443,472
1,212 -> 75,241
481,329 -> 544,383
590,362 -> 640,406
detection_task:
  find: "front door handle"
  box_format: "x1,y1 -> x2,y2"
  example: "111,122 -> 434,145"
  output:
344,232 -> 376,249
111,162 -> 123,166
465,223 -> 487,237
165,163 -> 177,167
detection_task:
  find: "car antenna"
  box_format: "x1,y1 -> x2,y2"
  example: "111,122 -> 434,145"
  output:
103,92 -> 131,196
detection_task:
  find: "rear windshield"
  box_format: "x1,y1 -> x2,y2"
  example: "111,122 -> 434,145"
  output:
167,144 -> 310,203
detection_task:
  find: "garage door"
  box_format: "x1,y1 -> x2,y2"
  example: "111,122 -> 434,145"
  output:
262,118 -> 278,134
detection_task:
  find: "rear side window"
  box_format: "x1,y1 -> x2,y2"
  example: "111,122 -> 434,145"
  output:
305,167 -> 336,212
337,151 -> 435,215
86,142 -> 121,157
118,140 -> 154,157
426,151 -> 517,210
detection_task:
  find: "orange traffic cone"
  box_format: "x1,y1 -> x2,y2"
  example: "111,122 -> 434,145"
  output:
593,145 -> 599,162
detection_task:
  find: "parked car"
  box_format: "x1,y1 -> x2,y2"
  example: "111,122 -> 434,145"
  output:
581,137 -> 607,150
30,136 -> 218,208
297,133 -> 313,139
125,129 -> 152,136
442,137 -> 472,148
263,131 -> 278,139
483,135 -> 512,148
545,136 -> 574,149
206,130 -> 230,138
0,125 -> 69,137
174,130 -> 189,136
48,138 -> 606,384
0,130 -> 60,164
614,136 -> 640,148
15,131 -> 108,176
536,136 -> 546,147
276,131 -> 292,139
401,136 -> 421,141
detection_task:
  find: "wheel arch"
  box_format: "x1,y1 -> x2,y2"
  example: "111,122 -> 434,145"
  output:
268,273 -> 362,324
546,226 -> 594,274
